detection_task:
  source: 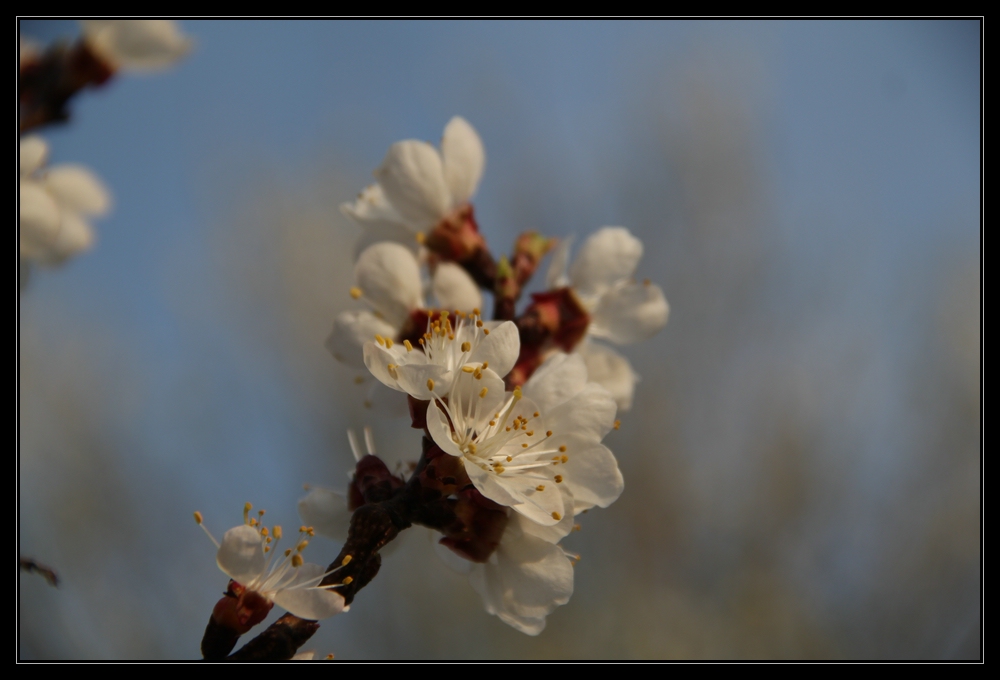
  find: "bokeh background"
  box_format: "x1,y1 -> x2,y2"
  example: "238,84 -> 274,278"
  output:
18,20 -> 980,659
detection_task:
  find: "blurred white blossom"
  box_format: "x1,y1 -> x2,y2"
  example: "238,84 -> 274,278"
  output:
19,135 -> 111,266
81,20 -> 192,72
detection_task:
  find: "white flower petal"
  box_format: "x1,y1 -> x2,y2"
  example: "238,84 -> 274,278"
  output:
544,235 -> 573,290
216,525 -> 266,586
362,341 -> 410,392
82,19 -> 191,71
395,361 -> 451,401
467,320 -> 520,380
432,262 -> 482,313
354,242 -> 423,327
517,486 -> 575,544
48,211 -> 95,263
19,180 -> 61,261
271,564 -> 346,620
19,136 -> 48,177
326,310 -> 398,368
545,382 -> 618,442
589,280 -> 669,345
468,522 -> 574,635
298,487 -> 351,542
546,434 -> 624,513
42,165 -> 112,217
440,116 -> 485,207
427,400 -> 466,458
576,341 -> 640,411
568,226 -> 643,298
374,140 -> 450,227
466,462 -> 523,509
521,351 -> 588,414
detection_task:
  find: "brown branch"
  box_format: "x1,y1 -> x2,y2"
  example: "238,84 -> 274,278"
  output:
227,614 -> 321,661
19,556 -> 59,587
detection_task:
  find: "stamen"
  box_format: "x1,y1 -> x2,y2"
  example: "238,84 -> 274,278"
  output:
374,334 -> 385,346
403,339 -> 413,352
415,232 -> 426,244
341,555 -> 353,566
427,378 -> 435,391
349,286 -> 362,299
536,485 -> 545,492
573,524 -> 581,532
554,475 -> 563,483
559,445 -> 567,452
481,362 -> 488,369
244,502 -> 253,524
384,338 -> 393,348
291,554 -> 304,568
472,308 -> 480,316
476,319 -> 483,327
273,526 -> 282,539
552,512 -> 562,520
546,430 -> 553,437
462,366 -> 475,373
483,329 -> 490,335
561,455 -> 568,463
614,419 -> 621,430
342,576 -> 354,585
461,341 -> 471,352
193,511 -> 203,524
479,387 -> 488,398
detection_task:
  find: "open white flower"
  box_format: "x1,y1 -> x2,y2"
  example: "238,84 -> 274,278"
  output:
341,117 -> 485,248
546,226 -> 669,410
196,507 -> 346,621
364,310 -> 519,403
81,20 -> 192,72
327,242 -> 483,369
19,135 -> 111,266
427,351 -> 623,525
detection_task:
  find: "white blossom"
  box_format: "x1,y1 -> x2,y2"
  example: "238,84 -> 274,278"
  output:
427,351 -> 624,525
546,226 -> 669,410
341,117 -> 485,247
19,136 -> 111,266
81,20 -> 191,72
327,242 -> 483,370
196,507 -> 346,621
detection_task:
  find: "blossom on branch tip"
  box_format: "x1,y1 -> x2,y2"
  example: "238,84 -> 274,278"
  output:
341,117 -> 489,266
545,226 -> 669,410
81,20 -> 192,73
19,135 -> 111,266
195,505 -> 346,625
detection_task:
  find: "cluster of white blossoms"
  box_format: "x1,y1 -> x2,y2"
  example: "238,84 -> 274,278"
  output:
19,135 -> 111,267
299,116 -> 667,636
80,20 -> 192,73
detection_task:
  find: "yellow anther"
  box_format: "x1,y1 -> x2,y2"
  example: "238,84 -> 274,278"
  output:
375,334 -> 385,346
297,540 -> 309,552
614,419 -> 621,430
479,387 -> 488,398
559,445 -> 567,453
522,443 -> 529,448
494,465 -> 505,473
260,527 -> 269,537
342,555 -> 353,566
415,231 -> 426,244
573,524 -> 581,532
258,509 -> 265,516
249,517 -> 258,527
342,576 -> 354,585
285,549 -> 293,557
273,526 -> 282,539
481,361 -> 488,369
461,341 -> 471,352
536,485 -> 545,492
307,528 -> 315,536
404,339 -> 413,352
387,364 -> 398,380
554,475 -> 563,483
506,426 -> 512,432
462,365 -> 475,373
349,286 -> 362,299
533,411 -> 540,418
448,333 -> 455,340
483,328 -> 490,335
546,430 -> 553,437
489,420 -> 496,426
513,386 -> 522,400
552,512 -> 562,520
266,536 -> 272,543
325,654 -> 335,660
291,554 -> 304,568
476,319 -> 483,327
418,338 -> 425,345
244,502 -> 253,522
561,455 -> 568,463
506,456 -> 512,462
526,430 -> 534,437
474,371 -> 482,380
354,375 -> 365,384
385,338 -> 393,348
264,546 -> 270,553
427,378 -> 435,391
468,443 -> 477,454
193,511 -> 203,524
473,308 -> 480,316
